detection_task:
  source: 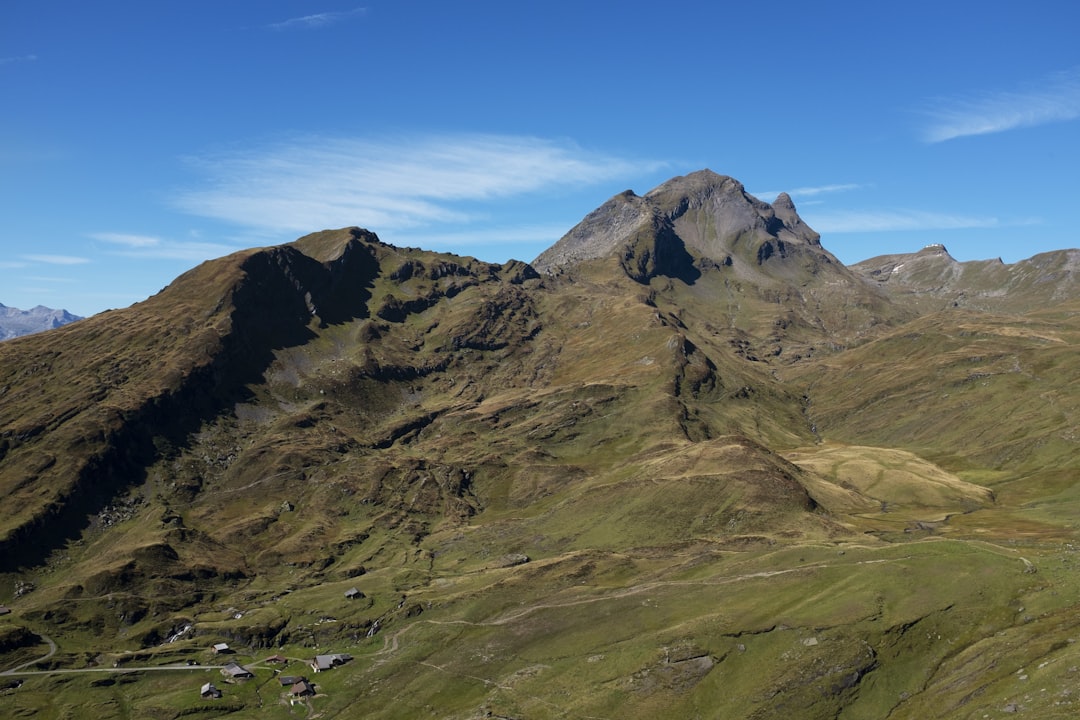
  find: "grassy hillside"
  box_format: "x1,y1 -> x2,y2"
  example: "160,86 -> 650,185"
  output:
2,222 -> 1079,719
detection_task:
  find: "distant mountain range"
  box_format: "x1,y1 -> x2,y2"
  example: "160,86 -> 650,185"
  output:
0,303 -> 82,340
2,170 -> 1079,719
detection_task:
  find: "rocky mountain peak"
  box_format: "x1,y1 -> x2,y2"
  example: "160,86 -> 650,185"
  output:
532,169 -> 825,280
770,191 -> 817,244
290,226 -> 382,264
644,168 -> 745,201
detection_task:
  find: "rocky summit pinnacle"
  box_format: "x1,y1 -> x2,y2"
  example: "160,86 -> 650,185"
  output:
532,169 -> 825,281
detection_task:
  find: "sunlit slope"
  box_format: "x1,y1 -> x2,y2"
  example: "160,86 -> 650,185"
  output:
792,307 -> 1080,473
786,444 -> 994,513
3,171 -> 1080,719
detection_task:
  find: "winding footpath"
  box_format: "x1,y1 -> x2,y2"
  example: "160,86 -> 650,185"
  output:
0,633 -> 56,676
1,633 -> 220,678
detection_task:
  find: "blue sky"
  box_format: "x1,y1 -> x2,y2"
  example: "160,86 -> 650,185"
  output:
2,1 -> 1079,316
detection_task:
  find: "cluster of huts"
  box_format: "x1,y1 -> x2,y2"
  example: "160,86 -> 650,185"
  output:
199,647 -> 354,700
199,673 -> 316,700
199,583 -> 365,700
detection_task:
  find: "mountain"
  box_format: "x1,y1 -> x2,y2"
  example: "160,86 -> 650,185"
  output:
2,173 -> 1080,719
535,170 -> 828,280
0,303 -> 82,340
852,243 -> 1080,313
535,170 -> 906,362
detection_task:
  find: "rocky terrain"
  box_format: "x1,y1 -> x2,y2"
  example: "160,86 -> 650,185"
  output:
1,170 -> 1079,719
853,242 -> 1080,313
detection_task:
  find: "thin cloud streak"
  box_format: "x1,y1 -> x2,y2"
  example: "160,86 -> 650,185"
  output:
26,275 -> 76,283
807,209 -> 1000,233
176,134 -> 661,236
0,54 -> 37,65
752,183 -> 862,202
91,232 -> 162,248
112,242 -> 238,262
91,232 -> 237,261
790,183 -> 862,197
266,7 -> 367,30
22,254 -> 90,265
922,67 -> 1080,142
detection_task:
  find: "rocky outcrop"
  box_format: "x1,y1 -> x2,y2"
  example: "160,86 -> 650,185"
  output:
532,190 -> 657,273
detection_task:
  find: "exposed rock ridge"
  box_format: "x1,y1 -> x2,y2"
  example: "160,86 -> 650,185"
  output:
646,171 -> 822,267
532,190 -> 656,272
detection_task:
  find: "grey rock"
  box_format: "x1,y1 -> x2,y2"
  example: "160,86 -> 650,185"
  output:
532,169 -> 827,283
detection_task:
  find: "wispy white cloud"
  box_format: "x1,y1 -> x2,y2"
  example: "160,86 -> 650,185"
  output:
22,254 -> 90,265
753,183 -> 862,202
26,275 -> 76,283
90,232 -> 162,248
921,67 -> 1080,143
789,183 -> 863,197
90,232 -> 237,261
0,261 -> 28,269
0,54 -> 37,66
807,209 -> 1003,233
175,133 -> 661,238
266,7 -> 367,30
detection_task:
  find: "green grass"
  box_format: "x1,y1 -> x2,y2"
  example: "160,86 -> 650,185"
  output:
4,229 -> 1080,718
